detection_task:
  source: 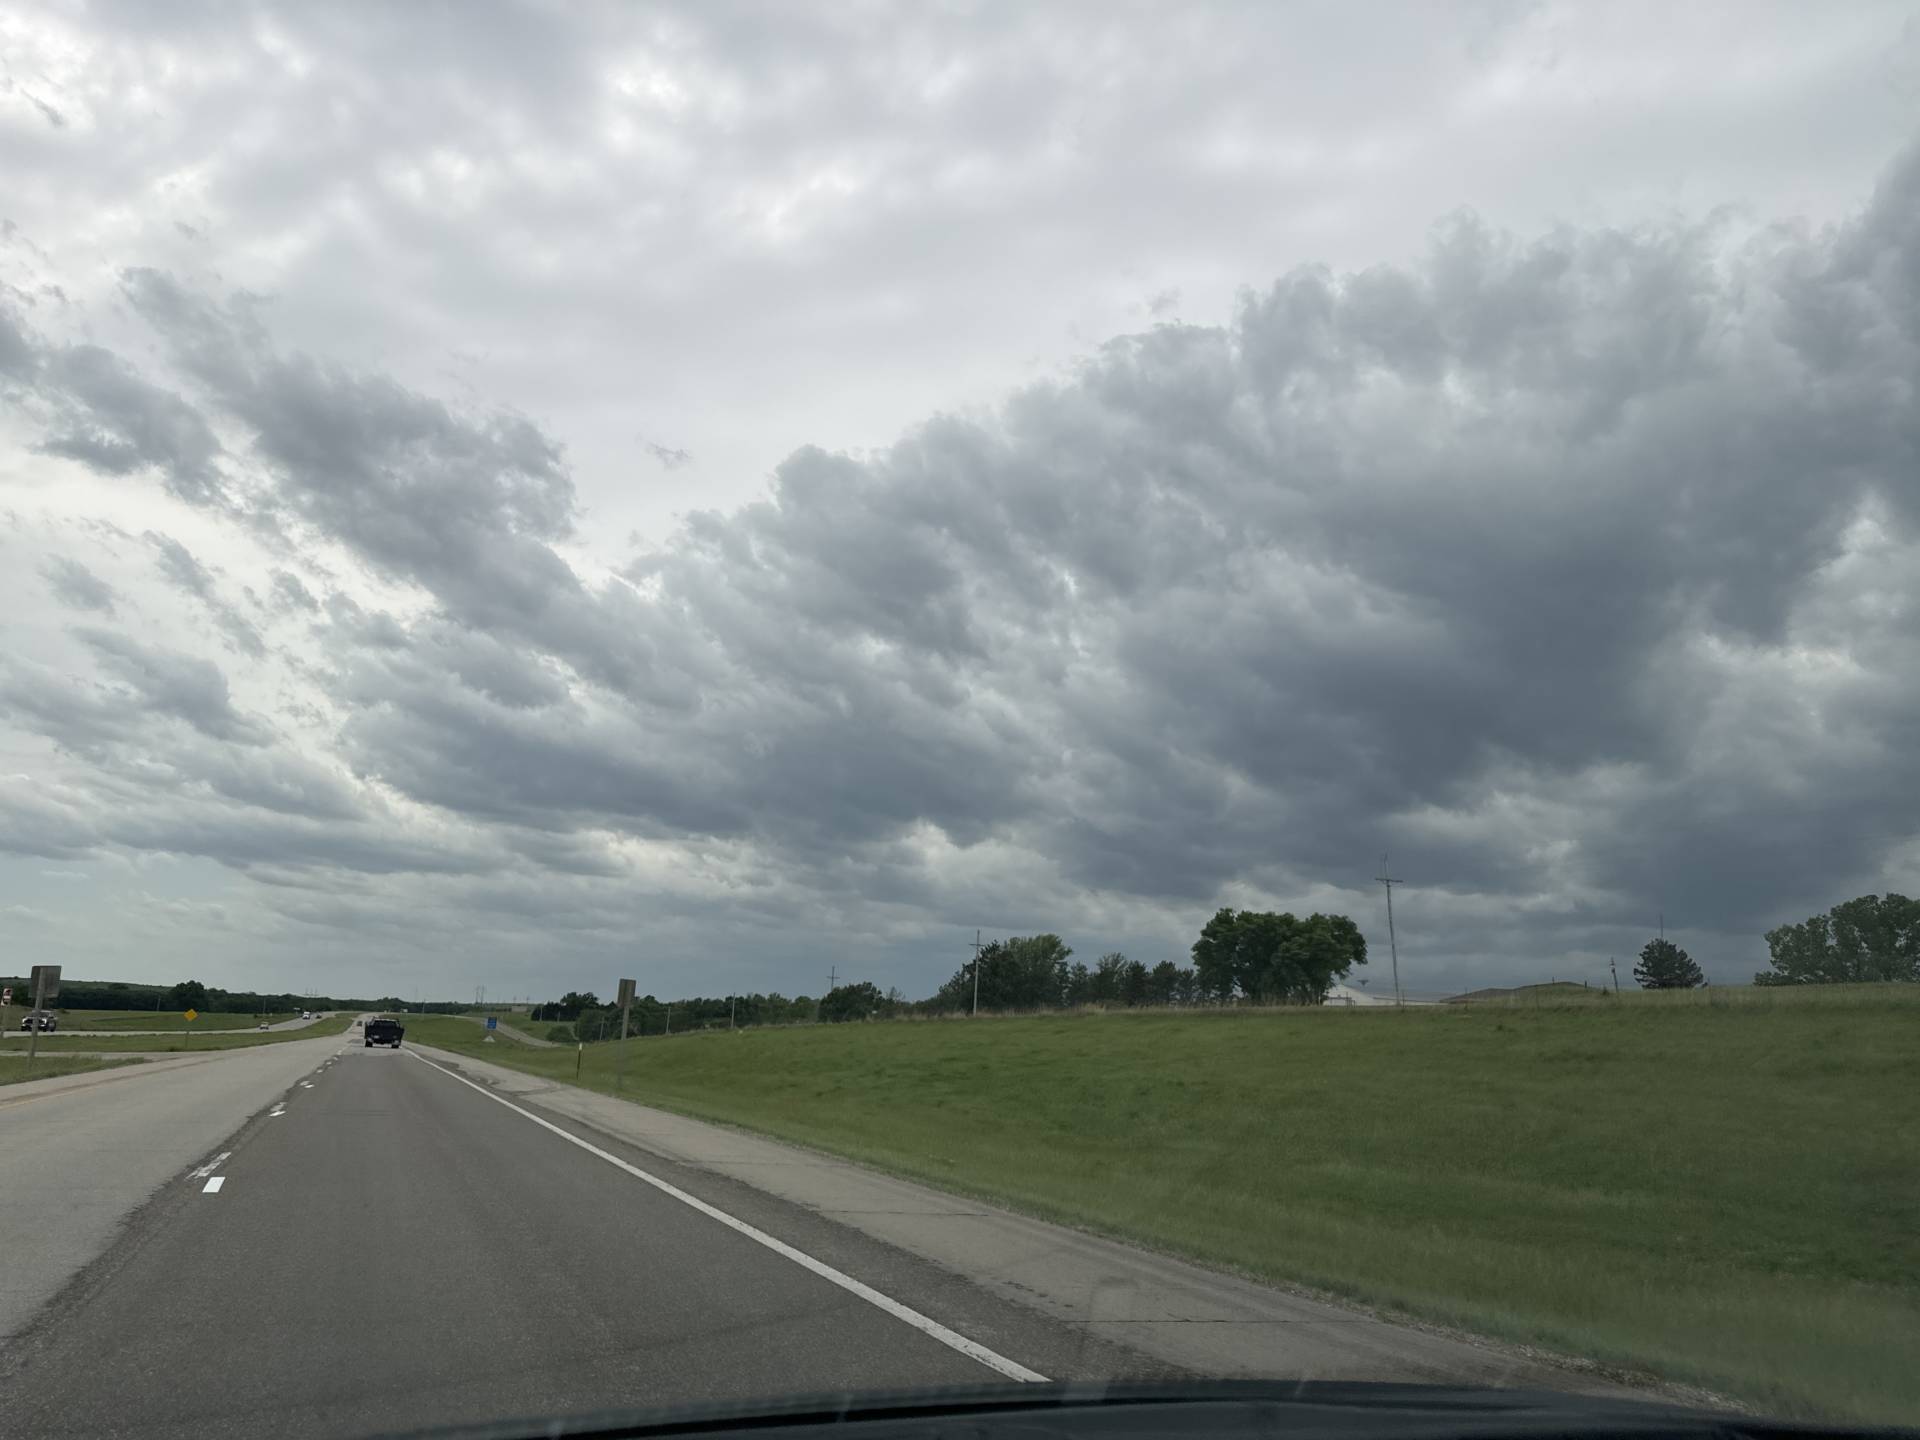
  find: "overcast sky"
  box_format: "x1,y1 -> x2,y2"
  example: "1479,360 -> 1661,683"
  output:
3,1 -> 1917,1003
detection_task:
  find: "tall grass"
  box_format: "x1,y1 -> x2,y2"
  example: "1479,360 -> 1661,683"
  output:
0,1056 -> 143,1086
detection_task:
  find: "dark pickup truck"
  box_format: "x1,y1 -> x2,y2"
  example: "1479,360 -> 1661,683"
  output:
364,1017 -> 404,1049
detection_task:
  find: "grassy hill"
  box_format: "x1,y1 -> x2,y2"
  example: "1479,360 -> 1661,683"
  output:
404,985 -> 1920,1424
1443,980 -> 1606,1003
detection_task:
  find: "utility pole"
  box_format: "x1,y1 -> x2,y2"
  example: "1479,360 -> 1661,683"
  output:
1609,956 -> 1620,993
971,930 -> 985,1017
729,995 -> 736,1030
1374,856 -> 1403,1007
827,965 -> 838,994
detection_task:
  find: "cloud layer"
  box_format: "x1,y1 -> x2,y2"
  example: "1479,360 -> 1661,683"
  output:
2,5 -> 1916,998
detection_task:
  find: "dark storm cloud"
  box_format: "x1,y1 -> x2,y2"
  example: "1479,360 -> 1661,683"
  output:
7,140 -> 1919,979
41,555 -> 117,614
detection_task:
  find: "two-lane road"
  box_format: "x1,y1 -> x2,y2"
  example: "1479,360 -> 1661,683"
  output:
0,1044 -> 1147,1440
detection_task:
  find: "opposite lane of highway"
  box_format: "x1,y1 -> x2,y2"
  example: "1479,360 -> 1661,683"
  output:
0,1033 -> 358,1343
0,1043 -> 1151,1440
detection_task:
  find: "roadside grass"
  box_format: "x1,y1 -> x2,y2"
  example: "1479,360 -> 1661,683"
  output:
407,988 -> 1920,1424
0,1013 -> 355,1052
0,1055 -> 144,1086
22,1009 -> 299,1031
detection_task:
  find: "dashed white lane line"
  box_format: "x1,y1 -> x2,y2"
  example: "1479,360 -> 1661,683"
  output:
269,1103 -> 286,1117
189,1151 -> 230,1180
298,1081 -> 314,1089
202,1176 -> 226,1194
408,1050 -> 1048,1385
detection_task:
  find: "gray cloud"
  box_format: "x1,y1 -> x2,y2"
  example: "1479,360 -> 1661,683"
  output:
41,555 -> 117,614
270,569 -> 320,615
2,4 -> 1916,996
9,140 -> 1920,990
641,439 -> 694,471
145,532 -> 268,658
72,627 -> 272,746
34,343 -> 227,505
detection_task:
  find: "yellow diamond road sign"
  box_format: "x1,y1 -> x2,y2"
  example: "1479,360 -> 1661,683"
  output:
184,1008 -> 198,1021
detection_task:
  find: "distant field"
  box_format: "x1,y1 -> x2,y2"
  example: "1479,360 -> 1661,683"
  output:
21,1010 -> 300,1031
0,1013 -> 354,1052
405,985 -> 1920,1424
0,1056 -> 144,1087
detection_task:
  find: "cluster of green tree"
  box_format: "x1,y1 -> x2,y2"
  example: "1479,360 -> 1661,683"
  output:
1190,908 -> 1369,1003
915,910 -> 1369,1015
1756,893 -> 1918,985
537,989 -> 824,1040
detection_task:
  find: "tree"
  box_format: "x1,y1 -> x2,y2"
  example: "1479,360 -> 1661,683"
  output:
929,934 -> 1073,1011
819,981 -> 886,1022
169,980 -> 209,1010
554,991 -> 600,1019
1088,952 -> 1128,1003
1633,937 -> 1703,989
1189,908 -> 1367,1003
1119,959 -> 1150,1007
1756,894 -> 1919,985
1191,909 -> 1243,1001
1147,960 -> 1181,1005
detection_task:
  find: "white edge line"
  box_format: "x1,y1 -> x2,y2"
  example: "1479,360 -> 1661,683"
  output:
408,1050 -> 1047,1384
202,1175 -> 225,1193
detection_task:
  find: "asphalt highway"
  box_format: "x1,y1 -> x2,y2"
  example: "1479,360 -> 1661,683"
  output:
0,1039 -> 1152,1440
1,1028 -> 1622,1440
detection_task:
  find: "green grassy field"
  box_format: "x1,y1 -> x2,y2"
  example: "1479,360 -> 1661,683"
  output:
0,1055 -> 145,1086
405,986 -> 1920,1424
0,1013 -> 355,1052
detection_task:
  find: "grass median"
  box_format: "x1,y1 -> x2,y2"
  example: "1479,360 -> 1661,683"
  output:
3,1009 -> 301,1032
1,1055 -> 145,1086
0,1013 -> 355,1053
406,986 -> 1920,1424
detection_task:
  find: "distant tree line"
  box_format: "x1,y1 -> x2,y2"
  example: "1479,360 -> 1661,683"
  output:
534,989 -> 832,1041
917,908 -> 1367,1015
545,907 -> 1371,1044
0,976 -> 463,1015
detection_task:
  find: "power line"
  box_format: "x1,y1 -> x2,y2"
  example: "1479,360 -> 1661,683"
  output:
1374,854 -> 1403,1007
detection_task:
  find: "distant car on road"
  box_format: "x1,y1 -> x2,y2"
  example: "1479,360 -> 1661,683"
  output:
258,1021 -> 269,1030
19,1011 -> 57,1032
364,1017 -> 404,1049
